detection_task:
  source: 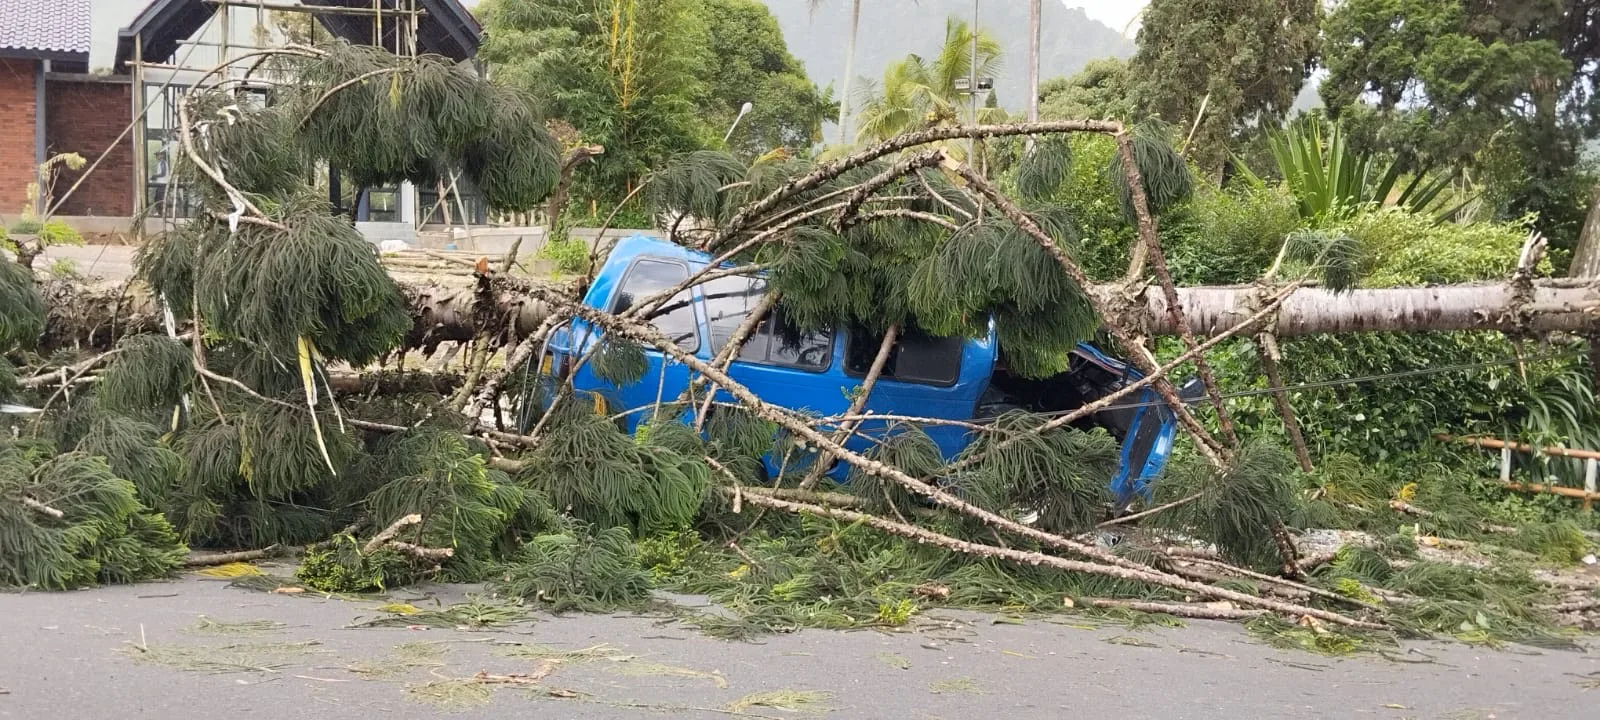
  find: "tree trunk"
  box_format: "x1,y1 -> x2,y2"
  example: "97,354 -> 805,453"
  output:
837,0 -> 861,144
1130,281 -> 1600,338
1569,187 -> 1600,278
30,278 -> 1600,352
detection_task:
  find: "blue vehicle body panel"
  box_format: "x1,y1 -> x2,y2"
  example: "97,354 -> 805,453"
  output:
542,235 -> 1179,505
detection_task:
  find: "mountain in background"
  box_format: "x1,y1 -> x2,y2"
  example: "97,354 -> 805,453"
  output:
763,0 -> 1134,112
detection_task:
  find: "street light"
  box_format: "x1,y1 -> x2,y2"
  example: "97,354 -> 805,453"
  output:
724,101 -> 754,144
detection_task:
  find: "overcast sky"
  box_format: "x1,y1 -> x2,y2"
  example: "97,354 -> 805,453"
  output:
90,0 -> 1150,70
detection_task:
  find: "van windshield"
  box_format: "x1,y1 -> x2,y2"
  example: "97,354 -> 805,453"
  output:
611,258 -> 700,351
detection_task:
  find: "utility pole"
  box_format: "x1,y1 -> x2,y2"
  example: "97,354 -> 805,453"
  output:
968,0 -> 979,161
1027,0 -> 1041,123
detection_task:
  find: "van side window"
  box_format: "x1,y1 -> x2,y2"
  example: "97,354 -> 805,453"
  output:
845,325 -> 963,386
612,258 -> 700,352
701,273 -> 832,371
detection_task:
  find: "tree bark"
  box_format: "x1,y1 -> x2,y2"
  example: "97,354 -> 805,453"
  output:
838,0 -> 862,144
1568,186 -> 1600,278
29,278 -> 1600,354
1130,282 -> 1600,338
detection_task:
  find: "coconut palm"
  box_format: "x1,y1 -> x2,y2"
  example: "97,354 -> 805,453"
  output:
853,18 -> 1004,155
808,0 -> 864,144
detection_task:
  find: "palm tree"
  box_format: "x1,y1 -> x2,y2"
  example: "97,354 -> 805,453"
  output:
808,0 -> 863,144
853,17 -> 1003,155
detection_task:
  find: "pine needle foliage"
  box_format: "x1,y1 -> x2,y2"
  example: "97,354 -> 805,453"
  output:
0,444 -> 185,590
849,424 -> 945,513
591,337 -> 649,387
960,413 -> 1118,534
296,535 -> 417,593
1015,136 -> 1074,201
645,150 -> 749,222
0,259 -> 44,350
97,335 -> 194,414
462,85 -> 561,212
166,407 -> 354,548
493,523 -> 652,612
1110,122 -> 1193,221
907,211 -> 1099,377
197,93 -> 306,199
73,415 -> 182,510
1153,440 -> 1301,569
0,357 -> 16,403
363,430 -> 554,580
190,203 -> 410,365
517,402 -> 708,534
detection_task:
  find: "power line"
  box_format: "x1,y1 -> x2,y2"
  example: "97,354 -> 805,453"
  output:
1035,349 -> 1590,418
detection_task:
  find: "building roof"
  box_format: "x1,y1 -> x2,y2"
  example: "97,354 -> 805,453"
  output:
114,0 -> 481,72
0,0 -> 92,64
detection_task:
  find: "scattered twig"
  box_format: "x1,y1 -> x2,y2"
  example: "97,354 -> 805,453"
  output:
1083,597 -> 1268,621
363,514 -> 423,554
184,545 -> 286,567
20,497 -> 65,519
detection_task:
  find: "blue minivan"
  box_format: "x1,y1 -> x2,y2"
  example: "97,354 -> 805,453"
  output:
532,235 -> 1190,507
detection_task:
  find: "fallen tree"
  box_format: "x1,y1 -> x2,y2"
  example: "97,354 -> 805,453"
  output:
4,41 -> 1596,645
32,274 -> 1600,351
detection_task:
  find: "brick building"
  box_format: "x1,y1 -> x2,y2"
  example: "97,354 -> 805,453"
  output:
0,0 -> 121,221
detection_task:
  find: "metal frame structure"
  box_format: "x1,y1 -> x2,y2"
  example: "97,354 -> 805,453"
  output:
115,0 -> 480,230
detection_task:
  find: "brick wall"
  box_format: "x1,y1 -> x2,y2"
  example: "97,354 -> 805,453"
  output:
0,57 -> 39,217
46,76 -> 134,217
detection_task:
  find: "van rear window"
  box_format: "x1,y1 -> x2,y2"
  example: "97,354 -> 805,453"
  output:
845,326 -> 963,386
611,259 -> 700,352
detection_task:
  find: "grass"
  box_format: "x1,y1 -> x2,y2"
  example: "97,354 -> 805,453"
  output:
185,617 -> 287,635
603,661 -> 728,688
726,689 -> 833,714
928,677 -> 984,695
119,640 -> 327,674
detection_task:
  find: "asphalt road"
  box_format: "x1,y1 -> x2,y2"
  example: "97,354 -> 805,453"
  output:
1,570 -> 1596,719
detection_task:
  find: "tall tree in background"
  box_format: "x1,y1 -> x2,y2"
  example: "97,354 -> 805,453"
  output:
701,0 -> 834,157
1038,58 -> 1133,121
1321,0 -> 1597,261
479,0 -> 826,204
1129,0 -> 1320,177
479,0 -> 710,202
853,18 -> 1003,150
807,0 -> 863,144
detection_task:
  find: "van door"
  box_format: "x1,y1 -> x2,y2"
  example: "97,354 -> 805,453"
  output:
594,257 -> 703,430
698,273 -> 844,472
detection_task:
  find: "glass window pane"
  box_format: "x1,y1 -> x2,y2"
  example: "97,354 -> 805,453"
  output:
767,309 -> 833,370
846,325 -> 962,385
613,259 -> 700,352
701,273 -> 768,355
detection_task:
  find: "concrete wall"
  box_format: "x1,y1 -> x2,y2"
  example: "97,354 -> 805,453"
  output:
45,74 -> 134,217
0,58 -> 39,216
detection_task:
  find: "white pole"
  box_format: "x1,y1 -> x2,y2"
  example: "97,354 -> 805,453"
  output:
1027,0 -> 1040,123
